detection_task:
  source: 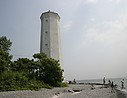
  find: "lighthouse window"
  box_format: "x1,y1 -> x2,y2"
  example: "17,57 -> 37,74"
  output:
45,19 -> 48,22
45,31 -> 48,33
45,44 -> 48,46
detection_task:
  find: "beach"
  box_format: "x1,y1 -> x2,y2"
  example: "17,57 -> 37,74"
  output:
0,84 -> 121,98
57,85 -> 117,98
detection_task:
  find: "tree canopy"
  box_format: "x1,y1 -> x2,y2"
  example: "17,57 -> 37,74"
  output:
0,36 -> 12,73
0,36 -> 65,91
0,36 -> 12,52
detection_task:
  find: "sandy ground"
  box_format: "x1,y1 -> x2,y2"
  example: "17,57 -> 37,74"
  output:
0,84 -> 118,98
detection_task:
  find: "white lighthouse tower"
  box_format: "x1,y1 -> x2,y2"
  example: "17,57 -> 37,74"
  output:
40,11 -> 61,64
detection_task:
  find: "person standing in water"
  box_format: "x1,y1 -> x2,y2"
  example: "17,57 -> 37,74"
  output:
108,80 -> 111,87
121,79 -> 125,89
111,81 -> 115,93
103,77 -> 106,85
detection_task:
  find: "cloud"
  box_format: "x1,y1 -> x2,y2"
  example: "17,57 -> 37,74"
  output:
90,18 -> 96,22
73,13 -> 127,79
109,0 -> 121,4
81,14 -> 127,46
63,21 -> 72,32
84,0 -> 98,4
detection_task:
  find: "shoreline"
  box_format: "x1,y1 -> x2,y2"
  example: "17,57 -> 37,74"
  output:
116,88 -> 127,98
0,84 -> 118,98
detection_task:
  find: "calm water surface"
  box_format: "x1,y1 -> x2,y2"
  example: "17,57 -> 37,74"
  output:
77,77 -> 127,90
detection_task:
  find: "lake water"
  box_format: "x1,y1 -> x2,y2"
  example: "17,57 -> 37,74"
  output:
75,78 -> 127,97
77,77 -> 127,90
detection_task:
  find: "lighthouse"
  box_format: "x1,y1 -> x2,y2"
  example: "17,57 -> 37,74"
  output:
40,11 -> 61,64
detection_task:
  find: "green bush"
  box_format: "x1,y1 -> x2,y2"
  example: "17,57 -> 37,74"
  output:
0,36 -> 64,91
0,71 -> 52,91
57,82 -> 68,87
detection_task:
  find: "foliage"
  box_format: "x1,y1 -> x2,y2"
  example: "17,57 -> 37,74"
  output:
33,53 -> 64,86
0,47 -> 12,73
57,82 -> 68,87
0,36 -> 12,52
0,71 -> 51,91
0,36 -> 65,92
0,71 -> 28,91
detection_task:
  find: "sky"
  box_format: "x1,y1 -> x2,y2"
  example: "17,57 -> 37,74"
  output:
0,0 -> 127,80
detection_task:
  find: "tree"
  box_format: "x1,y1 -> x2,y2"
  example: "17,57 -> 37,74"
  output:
12,58 -> 31,72
0,36 -> 12,52
33,52 -> 47,60
33,53 -> 64,86
41,58 -> 64,86
0,36 -> 12,73
0,49 -> 12,73
0,36 -> 65,91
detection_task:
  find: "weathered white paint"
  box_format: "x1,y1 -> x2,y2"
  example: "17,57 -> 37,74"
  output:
40,11 -> 61,65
